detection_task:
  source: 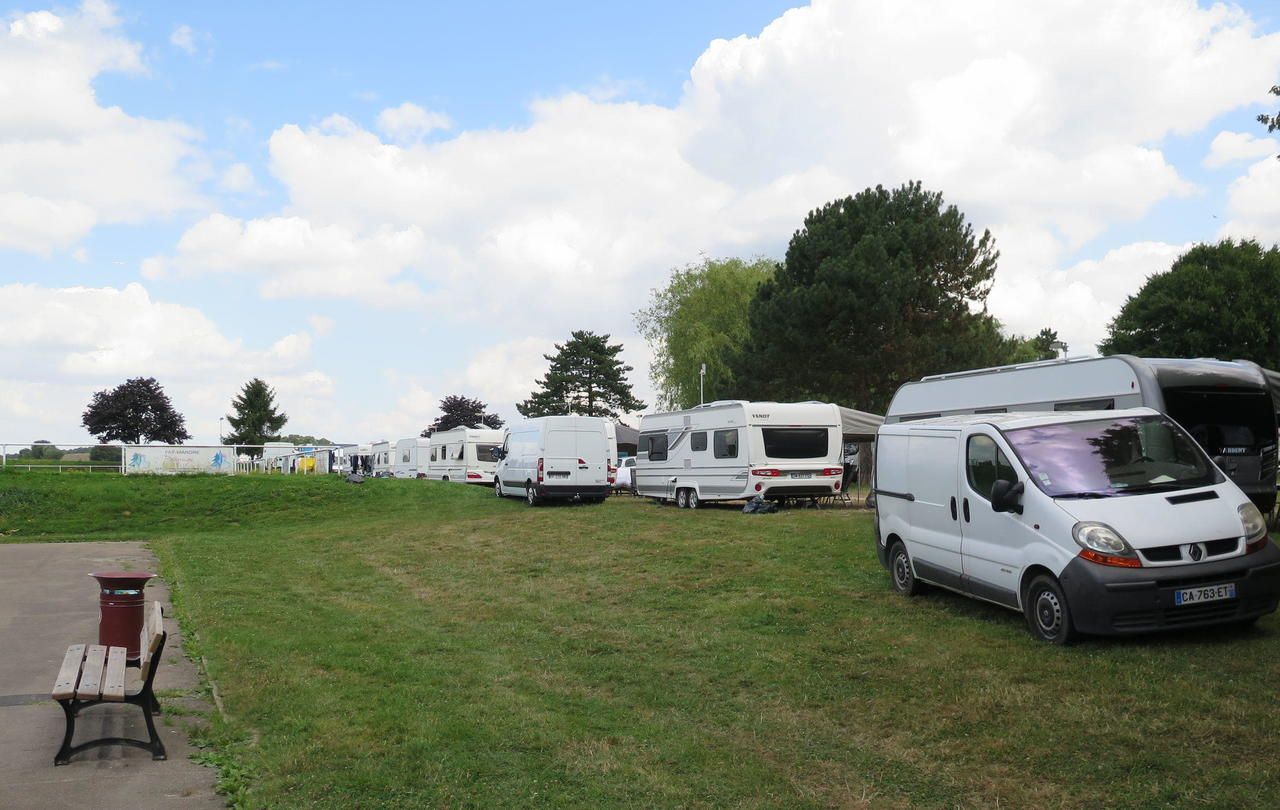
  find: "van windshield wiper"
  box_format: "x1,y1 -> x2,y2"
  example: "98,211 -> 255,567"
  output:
1054,491 -> 1120,499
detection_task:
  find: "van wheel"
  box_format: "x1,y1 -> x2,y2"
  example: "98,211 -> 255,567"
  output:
1024,575 -> 1077,645
525,482 -> 539,507
675,488 -> 689,508
687,490 -> 700,509
494,479 -> 503,498
888,542 -> 921,596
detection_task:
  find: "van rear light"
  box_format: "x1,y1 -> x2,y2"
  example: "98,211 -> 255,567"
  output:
751,468 -> 782,477
537,458 -> 544,484
607,464 -> 617,484
821,467 -> 842,476
1078,548 -> 1142,568
1246,535 -> 1269,554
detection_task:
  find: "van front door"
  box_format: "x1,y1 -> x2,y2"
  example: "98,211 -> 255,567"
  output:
959,431 -> 1025,608
905,433 -> 963,589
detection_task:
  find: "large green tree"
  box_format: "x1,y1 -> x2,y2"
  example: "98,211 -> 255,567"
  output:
82,377 -> 191,445
1259,83 -> 1279,137
636,256 -> 774,410
733,182 -> 1018,413
224,378 -> 288,454
1100,240 -> 1280,365
421,395 -> 504,436
517,331 -> 646,418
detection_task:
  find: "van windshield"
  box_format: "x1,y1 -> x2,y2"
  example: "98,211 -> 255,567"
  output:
1003,415 -> 1222,498
762,428 -> 829,459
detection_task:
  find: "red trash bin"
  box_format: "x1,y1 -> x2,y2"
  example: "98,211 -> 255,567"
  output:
89,571 -> 155,664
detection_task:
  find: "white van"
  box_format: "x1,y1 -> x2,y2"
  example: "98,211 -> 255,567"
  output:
492,416 -> 612,505
635,401 -> 844,508
875,409 -> 1280,643
426,427 -> 503,485
392,437 -> 431,478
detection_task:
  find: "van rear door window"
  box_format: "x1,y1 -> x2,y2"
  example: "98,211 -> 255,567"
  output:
762,428 -> 826,459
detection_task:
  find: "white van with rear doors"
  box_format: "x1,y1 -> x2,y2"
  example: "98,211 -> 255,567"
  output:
874,409 -> 1280,643
426,426 -> 503,485
491,416 -> 613,506
635,401 -> 844,508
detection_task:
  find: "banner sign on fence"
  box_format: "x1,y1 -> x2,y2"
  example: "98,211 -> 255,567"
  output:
122,445 -> 237,475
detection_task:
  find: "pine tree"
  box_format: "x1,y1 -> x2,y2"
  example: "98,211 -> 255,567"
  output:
224,378 -> 288,455
517,331 -> 646,418
82,377 -> 192,445
421,395 -> 504,436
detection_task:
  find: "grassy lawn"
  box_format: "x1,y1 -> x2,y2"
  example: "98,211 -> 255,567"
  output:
3,470 -> 1279,807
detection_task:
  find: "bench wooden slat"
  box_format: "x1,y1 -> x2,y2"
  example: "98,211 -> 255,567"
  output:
75,645 -> 107,700
52,644 -> 85,700
138,601 -> 165,680
102,646 -> 127,701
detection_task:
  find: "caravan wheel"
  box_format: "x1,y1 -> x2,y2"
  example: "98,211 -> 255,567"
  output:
675,488 -> 689,509
687,490 -> 700,509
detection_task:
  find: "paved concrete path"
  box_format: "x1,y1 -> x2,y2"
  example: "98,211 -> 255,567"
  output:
0,542 -> 223,809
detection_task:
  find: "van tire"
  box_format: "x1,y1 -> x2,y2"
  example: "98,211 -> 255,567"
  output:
676,488 -> 689,508
525,482 -> 539,507
687,490 -> 700,509
888,541 -> 921,596
494,479 -> 503,498
1024,575 -> 1077,645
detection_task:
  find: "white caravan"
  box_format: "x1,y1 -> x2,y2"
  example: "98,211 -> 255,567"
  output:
874,409 -> 1280,643
886,355 -> 1278,512
260,441 -> 293,473
426,427 -> 504,485
492,416 -> 612,505
392,437 -> 432,478
370,440 -> 393,477
634,401 -> 844,508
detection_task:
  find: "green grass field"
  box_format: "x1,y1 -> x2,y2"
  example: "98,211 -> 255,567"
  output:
3,470 -> 1279,808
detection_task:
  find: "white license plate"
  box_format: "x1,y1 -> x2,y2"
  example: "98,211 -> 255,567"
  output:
790,472 -> 812,479
1174,583 -> 1237,606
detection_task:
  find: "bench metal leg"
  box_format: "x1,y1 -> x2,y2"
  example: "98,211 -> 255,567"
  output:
52,692 -> 167,765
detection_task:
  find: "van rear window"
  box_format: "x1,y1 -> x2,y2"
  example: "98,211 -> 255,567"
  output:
762,428 -> 828,459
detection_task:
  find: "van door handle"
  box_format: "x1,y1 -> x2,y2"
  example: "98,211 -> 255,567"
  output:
950,496 -> 957,521
962,498 -> 971,522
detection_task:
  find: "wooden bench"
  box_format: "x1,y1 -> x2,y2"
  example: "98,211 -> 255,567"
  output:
51,600 -> 168,765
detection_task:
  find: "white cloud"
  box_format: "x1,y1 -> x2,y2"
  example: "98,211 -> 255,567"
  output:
375,102 -> 452,144
1204,131 -> 1279,168
146,0 -> 1280,356
1219,155 -> 1280,244
0,2 -> 204,254
306,314 -> 334,337
169,23 -> 195,54
217,162 -> 258,193
249,59 -> 285,71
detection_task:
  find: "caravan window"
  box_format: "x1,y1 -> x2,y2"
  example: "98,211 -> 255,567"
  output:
644,434 -> 668,461
430,448 -> 437,462
691,432 -> 707,451
402,450 -> 410,463
714,429 -> 739,459
1054,398 -> 1115,412
762,428 -> 826,459
476,444 -> 499,462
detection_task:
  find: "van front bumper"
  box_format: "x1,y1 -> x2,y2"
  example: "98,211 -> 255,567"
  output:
1059,541 -> 1280,635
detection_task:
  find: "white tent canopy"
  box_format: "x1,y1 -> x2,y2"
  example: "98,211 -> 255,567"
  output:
838,406 -> 883,442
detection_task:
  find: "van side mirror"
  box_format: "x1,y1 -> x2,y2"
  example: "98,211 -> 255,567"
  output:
491,447 -> 505,461
991,479 -> 1024,514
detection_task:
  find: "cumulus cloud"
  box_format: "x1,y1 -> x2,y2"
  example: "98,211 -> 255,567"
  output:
0,1 -> 204,254
169,23 -> 195,54
0,282 -> 329,442
1219,156 -> 1280,244
142,0 -> 1280,356
217,162 -> 258,193
1204,131 -> 1279,168
375,102 -> 452,144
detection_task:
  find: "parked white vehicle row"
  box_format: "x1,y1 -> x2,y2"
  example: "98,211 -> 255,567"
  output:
492,416 -> 613,505
874,408 -> 1280,643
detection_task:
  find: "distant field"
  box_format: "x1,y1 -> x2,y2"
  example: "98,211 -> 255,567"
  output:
3,470 -> 1279,808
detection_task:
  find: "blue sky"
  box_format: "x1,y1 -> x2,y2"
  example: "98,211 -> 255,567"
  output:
3,0 -> 1280,445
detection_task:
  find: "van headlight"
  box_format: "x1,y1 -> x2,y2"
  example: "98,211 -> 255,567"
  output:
1239,503 -> 1267,542
1072,522 -> 1136,557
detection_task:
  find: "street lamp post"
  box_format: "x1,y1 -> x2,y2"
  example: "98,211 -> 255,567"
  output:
699,363 -> 706,405
218,417 -> 224,444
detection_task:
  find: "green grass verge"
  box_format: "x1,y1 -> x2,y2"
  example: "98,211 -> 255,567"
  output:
3,470 -> 1278,807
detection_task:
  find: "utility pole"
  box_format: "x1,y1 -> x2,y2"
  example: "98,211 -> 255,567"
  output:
699,363 -> 706,405
219,416 -> 225,444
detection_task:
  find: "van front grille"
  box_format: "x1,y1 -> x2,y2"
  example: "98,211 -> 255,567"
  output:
1138,538 -> 1239,565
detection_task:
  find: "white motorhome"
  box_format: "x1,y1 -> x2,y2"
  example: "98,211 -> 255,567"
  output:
370,440 -> 393,477
426,427 -> 503,485
392,437 -> 432,479
492,416 -> 612,505
875,409 -> 1280,643
634,401 -> 844,508
886,355 -> 1278,512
